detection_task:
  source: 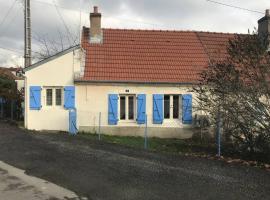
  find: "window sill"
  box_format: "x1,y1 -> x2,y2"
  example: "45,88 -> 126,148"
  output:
118,120 -> 137,124
42,106 -> 64,109
163,119 -> 181,122
162,119 -> 182,125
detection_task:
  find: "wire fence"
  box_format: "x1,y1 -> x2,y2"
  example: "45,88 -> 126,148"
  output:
77,111 -> 149,149
75,110 -> 221,154
0,98 -> 23,121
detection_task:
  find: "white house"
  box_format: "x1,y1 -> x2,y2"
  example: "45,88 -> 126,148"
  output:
23,7 -> 270,138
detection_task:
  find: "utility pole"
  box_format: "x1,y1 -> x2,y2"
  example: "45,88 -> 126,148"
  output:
24,0 -> 31,67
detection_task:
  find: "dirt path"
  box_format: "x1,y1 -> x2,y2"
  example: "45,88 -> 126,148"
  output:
0,121 -> 269,200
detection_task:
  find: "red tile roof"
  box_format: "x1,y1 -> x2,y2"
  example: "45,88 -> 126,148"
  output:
80,27 -> 238,84
196,32 -> 236,62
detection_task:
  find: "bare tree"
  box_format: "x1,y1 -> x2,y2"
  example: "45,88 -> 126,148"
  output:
32,29 -> 78,61
193,33 -> 270,160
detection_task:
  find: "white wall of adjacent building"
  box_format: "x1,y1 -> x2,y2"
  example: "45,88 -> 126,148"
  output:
15,80 -> 25,92
24,48 -> 81,131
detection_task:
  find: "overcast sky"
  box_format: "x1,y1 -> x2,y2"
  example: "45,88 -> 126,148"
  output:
0,0 -> 269,67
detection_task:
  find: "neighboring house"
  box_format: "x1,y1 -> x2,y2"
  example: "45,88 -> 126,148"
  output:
23,7 -> 270,138
0,67 -> 25,92
9,67 -> 25,92
0,67 -> 18,80
9,67 -> 24,77
0,67 -> 24,119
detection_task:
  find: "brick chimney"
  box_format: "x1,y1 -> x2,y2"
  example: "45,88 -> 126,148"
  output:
90,6 -> 102,43
258,9 -> 270,40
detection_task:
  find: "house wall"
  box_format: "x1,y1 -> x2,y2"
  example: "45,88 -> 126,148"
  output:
23,48 -> 202,138
24,49 -> 81,131
76,83 -> 200,138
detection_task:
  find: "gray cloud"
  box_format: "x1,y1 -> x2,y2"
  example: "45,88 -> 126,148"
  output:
0,0 -> 269,67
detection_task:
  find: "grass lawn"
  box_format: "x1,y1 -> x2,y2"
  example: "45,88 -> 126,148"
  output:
77,132 -> 270,166
78,132 -> 219,156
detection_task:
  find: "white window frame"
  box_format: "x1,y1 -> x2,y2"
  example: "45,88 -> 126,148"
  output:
44,87 -> 63,107
163,94 -> 182,121
119,94 -> 136,122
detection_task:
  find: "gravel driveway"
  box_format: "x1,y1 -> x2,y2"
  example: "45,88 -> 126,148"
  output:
0,121 -> 269,200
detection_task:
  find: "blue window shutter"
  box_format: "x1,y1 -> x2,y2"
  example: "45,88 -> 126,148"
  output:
153,94 -> 163,124
64,86 -> 75,109
108,94 -> 118,125
69,109 -> 78,135
30,86 -> 41,110
137,94 -> 146,124
182,94 -> 192,124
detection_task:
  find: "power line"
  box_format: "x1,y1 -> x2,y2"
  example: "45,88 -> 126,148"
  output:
52,0 -> 76,45
32,0 -> 163,27
0,46 -> 23,55
206,0 -> 264,14
32,0 -> 81,13
0,45 -> 39,55
0,0 -> 18,28
0,5 -> 21,37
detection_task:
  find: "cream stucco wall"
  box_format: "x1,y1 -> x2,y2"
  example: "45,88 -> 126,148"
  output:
24,48 -> 81,131
76,83 -> 199,138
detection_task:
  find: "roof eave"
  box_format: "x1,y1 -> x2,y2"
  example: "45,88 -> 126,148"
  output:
74,79 -> 198,85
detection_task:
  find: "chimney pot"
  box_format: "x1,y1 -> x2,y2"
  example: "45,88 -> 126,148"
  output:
90,6 -> 102,43
94,6 -> 98,13
258,9 -> 270,49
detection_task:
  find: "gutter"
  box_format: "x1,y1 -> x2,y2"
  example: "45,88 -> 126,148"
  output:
74,79 -> 197,86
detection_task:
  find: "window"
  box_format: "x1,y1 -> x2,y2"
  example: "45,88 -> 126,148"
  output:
164,95 -> 181,120
120,96 -> 126,120
55,89 -> 62,106
128,96 -> 134,120
45,88 -> 63,107
173,95 -> 179,119
46,89 -> 53,106
164,95 -> 170,119
119,95 -> 135,121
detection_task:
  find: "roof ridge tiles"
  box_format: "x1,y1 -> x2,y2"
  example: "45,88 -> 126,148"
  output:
100,27 -> 243,35
83,25 -> 245,35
